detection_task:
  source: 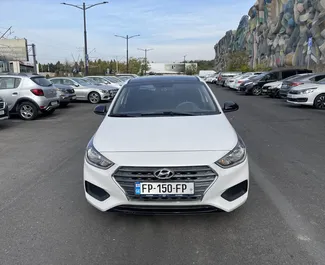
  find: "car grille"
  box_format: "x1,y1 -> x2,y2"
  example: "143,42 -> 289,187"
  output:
0,102 -> 4,109
289,90 -> 299,94
113,166 -> 217,201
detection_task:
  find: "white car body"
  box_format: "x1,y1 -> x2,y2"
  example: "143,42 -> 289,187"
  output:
262,81 -> 282,89
83,76 -> 249,213
286,83 -> 325,108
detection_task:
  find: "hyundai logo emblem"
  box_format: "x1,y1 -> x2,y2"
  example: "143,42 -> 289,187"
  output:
153,168 -> 175,179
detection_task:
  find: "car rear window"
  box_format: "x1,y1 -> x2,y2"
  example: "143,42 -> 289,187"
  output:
110,81 -> 220,116
31,76 -> 52,87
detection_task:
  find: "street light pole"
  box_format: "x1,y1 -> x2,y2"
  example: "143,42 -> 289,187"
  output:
138,48 -> 153,75
61,1 -> 108,76
183,55 -> 187,74
115,34 -> 140,73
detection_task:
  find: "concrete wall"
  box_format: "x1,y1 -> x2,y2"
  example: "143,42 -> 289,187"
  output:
214,0 -> 325,72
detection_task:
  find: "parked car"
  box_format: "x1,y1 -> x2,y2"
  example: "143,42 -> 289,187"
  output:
279,73 -> 325,98
216,72 -> 242,86
225,74 -> 243,88
230,72 -> 263,90
0,73 -> 60,120
87,76 -> 121,88
53,84 -> 76,107
262,74 -> 311,98
114,75 -> 131,82
205,73 -> 219,83
239,68 -> 312,95
287,78 -> 325,109
49,77 -> 118,104
84,75 -> 249,213
0,97 -> 9,121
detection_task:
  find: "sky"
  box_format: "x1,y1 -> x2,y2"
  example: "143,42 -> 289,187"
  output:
0,0 -> 253,64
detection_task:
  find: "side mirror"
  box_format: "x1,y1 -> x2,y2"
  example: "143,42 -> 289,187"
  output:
223,101 -> 239,113
94,105 -> 107,115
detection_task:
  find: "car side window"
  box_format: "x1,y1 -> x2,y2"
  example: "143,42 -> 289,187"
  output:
0,77 -> 21,90
50,79 -> 61,84
282,71 -> 296,79
314,75 -> 325,82
63,79 -> 75,85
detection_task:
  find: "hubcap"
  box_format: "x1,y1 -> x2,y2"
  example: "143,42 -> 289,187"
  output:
89,93 -> 99,103
315,95 -> 325,109
20,105 -> 34,119
253,87 -> 261,95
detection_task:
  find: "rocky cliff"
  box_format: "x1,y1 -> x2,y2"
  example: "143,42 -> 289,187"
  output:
214,0 -> 325,71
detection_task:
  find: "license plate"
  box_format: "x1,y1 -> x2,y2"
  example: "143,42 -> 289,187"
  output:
51,101 -> 58,106
0,110 -> 4,115
135,182 -> 194,195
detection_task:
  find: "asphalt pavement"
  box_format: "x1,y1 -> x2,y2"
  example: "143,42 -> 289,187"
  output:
0,87 -> 324,265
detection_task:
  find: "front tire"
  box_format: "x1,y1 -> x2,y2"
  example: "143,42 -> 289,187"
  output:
313,93 -> 325,109
252,86 -> 262,96
18,101 -> 38,120
88,92 -> 101,104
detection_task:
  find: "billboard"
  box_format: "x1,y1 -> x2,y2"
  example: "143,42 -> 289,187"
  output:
0,39 -> 28,61
148,63 -> 197,74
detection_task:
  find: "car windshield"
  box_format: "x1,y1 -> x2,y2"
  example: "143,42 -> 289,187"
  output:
31,76 -> 53,87
110,81 -> 220,117
117,76 -> 130,81
72,78 -> 90,86
84,78 -> 97,85
105,76 -> 121,83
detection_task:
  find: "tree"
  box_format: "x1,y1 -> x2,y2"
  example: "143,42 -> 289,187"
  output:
226,51 -> 250,72
185,64 -> 198,75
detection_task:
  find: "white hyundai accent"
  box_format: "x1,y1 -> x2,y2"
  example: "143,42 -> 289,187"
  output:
83,75 -> 249,214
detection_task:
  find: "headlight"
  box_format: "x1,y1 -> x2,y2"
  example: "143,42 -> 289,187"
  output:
297,88 -> 317,94
100,89 -> 108,93
86,138 -> 114,169
215,136 -> 246,168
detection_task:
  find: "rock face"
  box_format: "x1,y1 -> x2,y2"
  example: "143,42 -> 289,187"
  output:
214,0 -> 325,71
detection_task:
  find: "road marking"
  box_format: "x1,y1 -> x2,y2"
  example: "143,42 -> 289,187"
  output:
249,157 -> 325,265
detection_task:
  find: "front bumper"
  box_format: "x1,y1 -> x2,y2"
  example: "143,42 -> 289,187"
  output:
83,154 -> 249,213
286,93 -> 313,106
0,103 -> 9,120
59,93 -> 77,103
100,89 -> 118,101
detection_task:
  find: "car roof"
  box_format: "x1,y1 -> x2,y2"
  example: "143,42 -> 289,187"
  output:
1,73 -> 44,78
127,75 -> 200,84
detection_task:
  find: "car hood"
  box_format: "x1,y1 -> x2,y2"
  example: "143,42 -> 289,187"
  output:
93,115 -> 238,152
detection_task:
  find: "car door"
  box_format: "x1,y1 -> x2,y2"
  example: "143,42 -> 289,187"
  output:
0,76 -> 22,111
258,72 -> 279,87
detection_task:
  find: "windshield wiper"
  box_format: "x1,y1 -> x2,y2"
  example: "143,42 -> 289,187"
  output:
109,113 -> 141,117
139,111 -> 195,116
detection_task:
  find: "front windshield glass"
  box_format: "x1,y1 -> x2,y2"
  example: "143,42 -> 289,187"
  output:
105,76 -> 121,83
72,78 -> 90,86
110,81 -> 220,116
84,78 -> 97,84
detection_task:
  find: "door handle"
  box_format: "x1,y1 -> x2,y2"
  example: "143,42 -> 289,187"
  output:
12,92 -> 18,95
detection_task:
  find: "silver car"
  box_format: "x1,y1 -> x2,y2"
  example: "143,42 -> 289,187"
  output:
0,96 -> 9,121
0,74 -> 60,120
102,76 -> 124,87
49,77 -> 117,104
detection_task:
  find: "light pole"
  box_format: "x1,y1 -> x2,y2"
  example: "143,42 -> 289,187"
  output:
138,48 -> 153,75
61,1 -> 108,76
114,34 -> 140,73
183,54 -> 187,74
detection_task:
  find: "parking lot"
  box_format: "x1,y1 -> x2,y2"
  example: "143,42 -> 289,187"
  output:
0,85 -> 325,265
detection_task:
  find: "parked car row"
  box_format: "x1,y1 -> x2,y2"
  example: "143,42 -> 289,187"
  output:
0,73 -> 136,121
217,68 -> 325,109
